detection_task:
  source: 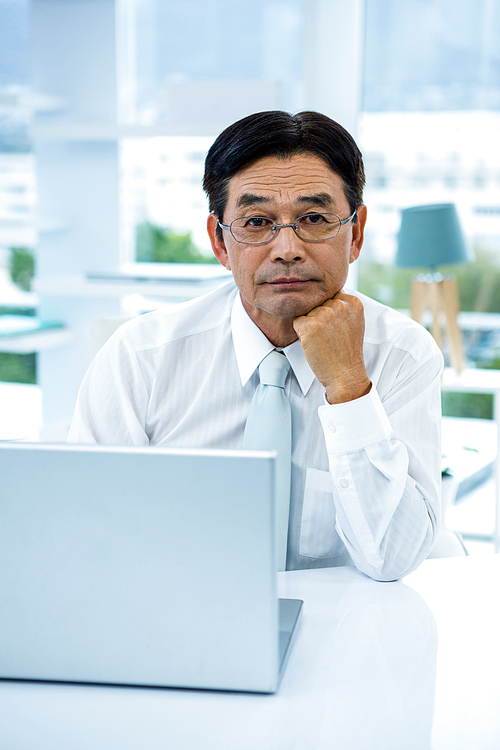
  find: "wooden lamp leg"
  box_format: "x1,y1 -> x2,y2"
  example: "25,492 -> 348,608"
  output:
409,276 -> 465,373
410,279 -> 430,325
441,277 -> 465,372
429,281 -> 444,351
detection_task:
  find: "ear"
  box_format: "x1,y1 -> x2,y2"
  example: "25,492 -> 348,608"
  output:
349,204 -> 367,264
207,214 -> 232,271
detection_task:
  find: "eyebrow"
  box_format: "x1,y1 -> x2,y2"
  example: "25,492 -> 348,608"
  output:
236,192 -> 335,211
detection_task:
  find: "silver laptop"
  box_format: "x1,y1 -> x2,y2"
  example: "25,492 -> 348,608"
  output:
0,442 -> 302,693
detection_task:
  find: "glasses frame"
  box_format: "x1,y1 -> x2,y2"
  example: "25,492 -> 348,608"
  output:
217,209 -> 357,245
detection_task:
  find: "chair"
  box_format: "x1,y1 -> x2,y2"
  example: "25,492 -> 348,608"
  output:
427,528 -> 468,558
424,467 -> 470,559
90,317 -> 132,360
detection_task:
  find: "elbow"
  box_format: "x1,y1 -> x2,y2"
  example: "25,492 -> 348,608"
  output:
354,538 -> 435,582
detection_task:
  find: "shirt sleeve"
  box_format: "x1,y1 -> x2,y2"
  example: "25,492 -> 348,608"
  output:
317,346 -> 443,581
67,329 -> 150,445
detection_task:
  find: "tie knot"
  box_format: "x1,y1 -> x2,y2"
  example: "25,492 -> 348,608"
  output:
258,350 -> 290,388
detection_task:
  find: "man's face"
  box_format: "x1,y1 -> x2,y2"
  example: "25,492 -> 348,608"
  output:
207,153 -> 366,337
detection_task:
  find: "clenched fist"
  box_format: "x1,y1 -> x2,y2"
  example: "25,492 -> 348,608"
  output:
293,290 -> 372,404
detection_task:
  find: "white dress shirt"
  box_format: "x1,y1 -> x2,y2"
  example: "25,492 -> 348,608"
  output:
68,280 -> 443,580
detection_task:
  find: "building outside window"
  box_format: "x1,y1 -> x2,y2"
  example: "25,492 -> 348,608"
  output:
358,0 -> 500,353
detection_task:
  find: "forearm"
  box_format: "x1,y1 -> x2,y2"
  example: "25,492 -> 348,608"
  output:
327,443 -> 439,580
318,383 -> 441,581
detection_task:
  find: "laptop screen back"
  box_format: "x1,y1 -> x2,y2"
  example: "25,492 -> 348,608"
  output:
0,443 -> 283,692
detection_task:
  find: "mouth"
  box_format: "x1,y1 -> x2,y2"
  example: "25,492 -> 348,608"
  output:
266,277 -> 312,288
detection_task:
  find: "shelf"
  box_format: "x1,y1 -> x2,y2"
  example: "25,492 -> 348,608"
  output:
35,269 -> 231,300
0,330 -> 73,353
0,316 -> 73,353
37,217 -> 71,234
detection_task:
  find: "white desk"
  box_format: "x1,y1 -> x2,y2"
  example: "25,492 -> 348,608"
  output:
442,367 -> 500,551
1,555 -> 499,750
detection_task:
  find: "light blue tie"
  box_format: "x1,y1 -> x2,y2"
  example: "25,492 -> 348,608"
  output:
242,350 -> 292,571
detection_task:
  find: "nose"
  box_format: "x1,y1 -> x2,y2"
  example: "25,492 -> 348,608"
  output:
268,224 -> 307,263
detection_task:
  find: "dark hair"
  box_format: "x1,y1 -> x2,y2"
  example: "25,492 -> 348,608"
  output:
203,110 -> 365,239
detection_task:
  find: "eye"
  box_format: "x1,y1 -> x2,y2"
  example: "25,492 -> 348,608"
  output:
299,213 -> 328,225
242,216 -> 274,229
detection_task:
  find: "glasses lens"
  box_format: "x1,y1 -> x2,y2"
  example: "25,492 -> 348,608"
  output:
229,213 -> 343,244
294,213 -> 341,240
230,216 -> 274,244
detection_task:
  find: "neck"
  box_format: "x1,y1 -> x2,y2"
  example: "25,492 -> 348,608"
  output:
261,325 -> 298,348
240,295 -> 299,348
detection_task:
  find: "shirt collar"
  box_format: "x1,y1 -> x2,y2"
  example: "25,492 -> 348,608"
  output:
231,293 -> 316,396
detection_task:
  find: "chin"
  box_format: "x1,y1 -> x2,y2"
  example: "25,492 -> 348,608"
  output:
268,297 -> 322,319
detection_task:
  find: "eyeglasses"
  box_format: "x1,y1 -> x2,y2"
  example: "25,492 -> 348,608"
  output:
218,210 -> 357,245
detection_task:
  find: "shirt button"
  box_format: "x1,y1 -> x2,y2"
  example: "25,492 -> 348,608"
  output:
339,479 -> 349,489
328,424 -> 336,433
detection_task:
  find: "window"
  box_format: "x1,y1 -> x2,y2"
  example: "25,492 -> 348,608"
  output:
359,0 -> 500,325
117,0 -> 306,263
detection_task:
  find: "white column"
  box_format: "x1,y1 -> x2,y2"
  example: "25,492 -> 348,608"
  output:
303,0 -> 366,287
31,0 -> 122,438
303,0 -> 365,136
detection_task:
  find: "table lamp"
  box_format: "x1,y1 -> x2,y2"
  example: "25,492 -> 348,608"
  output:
396,203 -> 475,373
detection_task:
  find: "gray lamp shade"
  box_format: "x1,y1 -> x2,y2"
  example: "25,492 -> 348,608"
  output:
395,203 -> 474,270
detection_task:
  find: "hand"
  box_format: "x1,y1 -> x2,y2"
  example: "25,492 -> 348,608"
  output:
292,290 -> 371,404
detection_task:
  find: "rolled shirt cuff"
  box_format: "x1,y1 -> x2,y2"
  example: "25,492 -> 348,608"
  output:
318,386 -> 393,454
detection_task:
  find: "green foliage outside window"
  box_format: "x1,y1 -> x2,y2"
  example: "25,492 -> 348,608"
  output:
0,307 -> 37,385
358,244 -> 500,420
9,247 -> 35,292
0,353 -> 36,384
136,222 -> 217,264
358,246 -> 500,313
441,392 -> 493,420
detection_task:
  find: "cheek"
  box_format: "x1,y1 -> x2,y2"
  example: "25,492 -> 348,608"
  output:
230,250 -> 263,282
227,257 -> 252,292
335,244 -> 352,270
318,245 -> 349,273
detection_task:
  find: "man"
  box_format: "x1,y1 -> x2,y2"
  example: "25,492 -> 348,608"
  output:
69,110 -> 443,581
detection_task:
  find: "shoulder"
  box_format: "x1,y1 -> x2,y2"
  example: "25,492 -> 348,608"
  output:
346,289 -> 444,397
348,288 -> 441,364
111,279 -> 238,355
